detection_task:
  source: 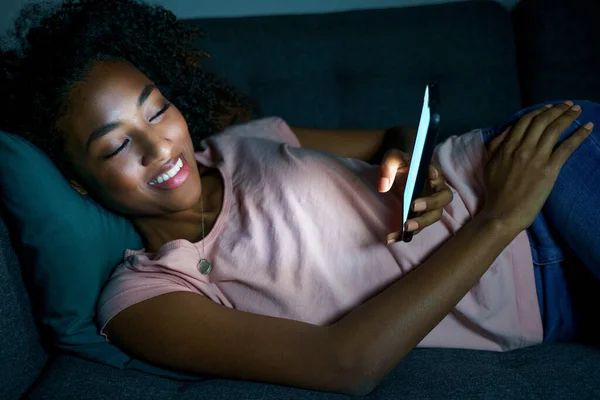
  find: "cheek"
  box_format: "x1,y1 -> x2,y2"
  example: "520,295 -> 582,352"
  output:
169,108 -> 191,142
100,161 -> 144,195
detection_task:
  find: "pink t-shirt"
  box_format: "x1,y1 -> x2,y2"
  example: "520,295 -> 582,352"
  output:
97,117 -> 542,351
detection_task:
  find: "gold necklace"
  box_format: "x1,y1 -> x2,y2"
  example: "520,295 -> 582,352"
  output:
195,192 -> 212,275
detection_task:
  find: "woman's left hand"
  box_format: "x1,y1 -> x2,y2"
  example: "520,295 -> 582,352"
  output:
378,148 -> 454,238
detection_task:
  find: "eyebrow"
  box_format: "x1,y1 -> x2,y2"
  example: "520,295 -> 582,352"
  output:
86,83 -> 156,153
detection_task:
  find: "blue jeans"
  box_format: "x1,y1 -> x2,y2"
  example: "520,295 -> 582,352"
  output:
481,100 -> 600,344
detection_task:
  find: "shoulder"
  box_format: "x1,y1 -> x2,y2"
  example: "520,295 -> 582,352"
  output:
214,116 -> 300,147
96,247 -> 198,333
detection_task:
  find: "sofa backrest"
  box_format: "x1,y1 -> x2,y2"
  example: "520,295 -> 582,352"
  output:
0,213 -> 49,400
190,0 -> 522,143
512,0 -> 600,105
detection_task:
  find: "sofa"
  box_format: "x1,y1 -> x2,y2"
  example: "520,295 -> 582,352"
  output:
2,0 -> 600,398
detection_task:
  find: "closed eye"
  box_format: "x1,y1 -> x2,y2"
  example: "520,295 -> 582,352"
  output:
150,102 -> 171,123
103,102 -> 171,160
103,139 -> 130,160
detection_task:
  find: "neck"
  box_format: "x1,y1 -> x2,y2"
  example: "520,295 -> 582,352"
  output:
132,169 -> 224,253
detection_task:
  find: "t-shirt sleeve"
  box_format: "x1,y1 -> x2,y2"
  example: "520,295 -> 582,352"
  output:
222,116 -> 301,147
96,261 -> 195,340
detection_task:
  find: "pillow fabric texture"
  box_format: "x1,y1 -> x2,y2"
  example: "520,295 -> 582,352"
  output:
0,130 -> 200,380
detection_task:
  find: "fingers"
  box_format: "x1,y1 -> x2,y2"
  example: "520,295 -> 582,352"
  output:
428,158 -> 442,180
550,122 -> 594,168
406,180 -> 453,233
487,126 -> 511,160
503,104 -> 556,152
414,181 -> 453,211
410,186 -> 452,214
505,102 -> 573,153
379,149 -> 410,192
428,165 -> 438,180
536,104 -> 583,153
406,210 -> 441,234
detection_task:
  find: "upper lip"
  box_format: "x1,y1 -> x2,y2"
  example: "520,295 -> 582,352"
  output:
149,154 -> 182,183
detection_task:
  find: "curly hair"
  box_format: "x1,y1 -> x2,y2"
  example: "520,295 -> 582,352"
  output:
0,0 -> 259,172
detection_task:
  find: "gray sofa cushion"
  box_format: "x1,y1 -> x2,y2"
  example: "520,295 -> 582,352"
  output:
0,215 -> 48,400
513,0 -> 600,106
191,1 -> 522,142
27,344 -> 600,399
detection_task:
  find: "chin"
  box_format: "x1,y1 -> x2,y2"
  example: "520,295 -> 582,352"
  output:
166,171 -> 202,213
174,186 -> 201,212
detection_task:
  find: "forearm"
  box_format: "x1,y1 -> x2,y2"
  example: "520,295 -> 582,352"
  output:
292,126 -> 386,161
291,125 -> 417,162
329,213 -> 519,393
369,126 -> 417,164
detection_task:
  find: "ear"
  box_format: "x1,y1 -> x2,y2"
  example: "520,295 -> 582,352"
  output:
70,180 -> 88,196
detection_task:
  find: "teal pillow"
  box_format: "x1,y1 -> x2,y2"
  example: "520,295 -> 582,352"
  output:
0,131 -> 200,380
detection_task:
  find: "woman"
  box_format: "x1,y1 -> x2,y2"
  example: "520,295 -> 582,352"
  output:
1,0 -> 598,395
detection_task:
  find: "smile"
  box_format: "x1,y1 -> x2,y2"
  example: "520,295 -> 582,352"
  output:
148,155 -> 190,189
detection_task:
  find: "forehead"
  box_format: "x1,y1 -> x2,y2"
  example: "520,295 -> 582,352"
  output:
60,61 -> 152,148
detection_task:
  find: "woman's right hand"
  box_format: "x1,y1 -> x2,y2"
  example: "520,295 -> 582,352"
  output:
482,101 -> 594,232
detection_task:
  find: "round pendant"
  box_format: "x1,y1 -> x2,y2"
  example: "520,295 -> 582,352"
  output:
198,258 -> 212,275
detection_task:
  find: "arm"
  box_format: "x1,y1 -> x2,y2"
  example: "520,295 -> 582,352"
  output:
290,126 -> 417,162
105,213 -> 517,396
107,102 -> 588,395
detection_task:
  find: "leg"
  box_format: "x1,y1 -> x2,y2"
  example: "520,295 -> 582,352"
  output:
541,101 -> 600,344
482,100 -> 600,343
539,100 -> 600,278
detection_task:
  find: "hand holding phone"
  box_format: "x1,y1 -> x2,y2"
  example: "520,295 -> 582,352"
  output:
401,82 -> 441,242
382,82 -> 452,244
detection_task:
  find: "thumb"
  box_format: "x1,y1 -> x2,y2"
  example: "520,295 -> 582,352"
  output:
379,149 -> 410,192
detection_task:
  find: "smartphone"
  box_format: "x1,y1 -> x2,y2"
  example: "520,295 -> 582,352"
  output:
402,81 -> 441,242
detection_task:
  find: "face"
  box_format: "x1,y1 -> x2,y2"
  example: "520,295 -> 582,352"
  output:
58,60 -> 201,216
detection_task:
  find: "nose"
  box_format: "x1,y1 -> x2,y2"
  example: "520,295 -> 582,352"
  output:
139,129 -> 172,167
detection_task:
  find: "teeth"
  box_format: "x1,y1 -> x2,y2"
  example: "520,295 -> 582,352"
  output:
149,157 -> 182,185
